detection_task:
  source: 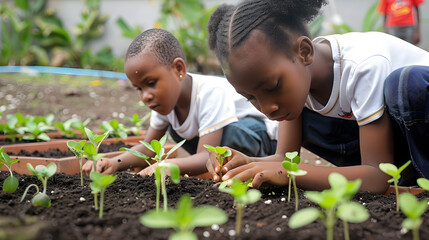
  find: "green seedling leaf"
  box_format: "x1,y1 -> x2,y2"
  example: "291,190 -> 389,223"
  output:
417,178 -> 429,191
283,151 -> 307,210
32,192 -> 51,207
140,194 -> 227,239
90,172 -> 117,218
166,139 -> 186,158
3,175 -> 19,192
379,160 -> 411,211
289,207 -> 321,228
337,202 -> 369,223
120,147 -> 150,165
399,193 -> 428,219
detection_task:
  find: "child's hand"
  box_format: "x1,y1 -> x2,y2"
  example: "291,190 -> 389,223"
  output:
138,163 -> 158,177
96,158 -> 119,174
82,159 -> 93,176
222,162 -> 289,189
206,148 -> 250,182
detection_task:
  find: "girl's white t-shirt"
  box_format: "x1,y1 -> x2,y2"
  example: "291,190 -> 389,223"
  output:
306,32 -> 429,126
150,73 -> 278,140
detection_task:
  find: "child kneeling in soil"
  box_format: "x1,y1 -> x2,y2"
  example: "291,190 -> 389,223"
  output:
205,0 -> 429,194
83,28 -> 278,177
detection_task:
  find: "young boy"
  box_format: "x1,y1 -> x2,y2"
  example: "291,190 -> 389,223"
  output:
82,28 -> 277,177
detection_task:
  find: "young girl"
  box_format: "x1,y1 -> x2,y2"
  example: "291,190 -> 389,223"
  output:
82,28 -> 277,177
206,0 -> 429,194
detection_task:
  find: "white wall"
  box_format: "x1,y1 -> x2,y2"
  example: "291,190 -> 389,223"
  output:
2,0 -> 429,56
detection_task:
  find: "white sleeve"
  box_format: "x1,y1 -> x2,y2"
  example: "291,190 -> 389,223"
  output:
198,87 -> 238,137
349,56 -> 391,126
149,110 -> 169,130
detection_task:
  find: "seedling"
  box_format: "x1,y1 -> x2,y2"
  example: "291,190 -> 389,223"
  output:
282,151 -> 307,210
379,160 -> 411,211
70,118 -> 91,138
289,173 -> 368,240
132,135 -> 185,212
140,194 -> 228,240
399,192 -> 428,240
203,144 -> 231,179
219,178 -> 261,235
89,172 -> 117,219
100,119 -> 130,140
123,112 -> 150,136
21,163 -> 57,207
417,178 -> 429,191
55,118 -> 86,138
83,127 -> 109,172
18,120 -> 54,141
67,140 -> 87,186
0,147 -> 20,192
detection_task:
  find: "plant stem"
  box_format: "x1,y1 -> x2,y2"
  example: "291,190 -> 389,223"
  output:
326,207 -> 335,240
394,179 -> 399,212
99,189 -> 104,219
79,158 -> 83,186
94,193 -> 99,210
293,177 -> 298,211
236,203 -> 244,235
343,220 -> 350,240
156,175 -> 160,212
161,169 -> 167,211
288,176 -> 292,203
413,226 -> 419,240
42,177 -> 47,194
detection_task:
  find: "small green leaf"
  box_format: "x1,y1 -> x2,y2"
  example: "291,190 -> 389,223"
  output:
190,206 -> 228,227
402,218 -> 421,230
32,192 -> 51,207
337,202 -> 369,223
203,144 -> 216,152
285,151 -> 298,160
166,139 -> 186,158
45,163 -> 57,177
140,210 -> 179,228
379,163 -> 399,177
3,175 -> 19,192
398,160 -> 411,174
289,208 -> 321,228
169,232 -> 198,240
26,163 -> 37,176
151,140 -> 162,155
120,147 -> 149,160
417,178 -> 429,191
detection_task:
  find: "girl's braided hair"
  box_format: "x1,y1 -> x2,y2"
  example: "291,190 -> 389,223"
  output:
207,0 -> 326,69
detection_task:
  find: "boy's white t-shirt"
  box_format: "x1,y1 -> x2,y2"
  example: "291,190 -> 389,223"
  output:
307,32 -> 429,126
150,73 -> 278,140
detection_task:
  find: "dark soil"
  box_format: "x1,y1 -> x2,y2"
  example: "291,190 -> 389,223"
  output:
1,170 -> 429,240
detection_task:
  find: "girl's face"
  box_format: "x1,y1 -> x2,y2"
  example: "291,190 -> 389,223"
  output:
226,30 -> 312,121
124,52 -> 182,116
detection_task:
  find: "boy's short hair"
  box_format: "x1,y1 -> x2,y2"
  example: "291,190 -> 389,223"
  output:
125,28 -> 187,66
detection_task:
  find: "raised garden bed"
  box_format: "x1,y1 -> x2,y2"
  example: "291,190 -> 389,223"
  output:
1,171 -> 429,240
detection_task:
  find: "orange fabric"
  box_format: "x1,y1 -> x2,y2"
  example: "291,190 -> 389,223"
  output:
377,0 -> 424,27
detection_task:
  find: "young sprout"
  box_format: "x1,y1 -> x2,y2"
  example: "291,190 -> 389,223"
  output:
123,112 -> 151,136
399,192 -> 428,240
84,127 -> 109,172
289,173 -> 368,240
282,151 -> 307,211
203,144 -> 232,179
55,118 -> 81,138
89,172 -> 117,219
219,178 -> 261,235
21,163 -> 57,207
379,160 -> 411,211
70,118 -> 91,138
18,120 -> 55,141
137,135 -> 185,212
67,140 -> 87,186
100,119 -> 130,140
0,147 -> 20,192
140,194 -> 228,240
417,178 -> 429,191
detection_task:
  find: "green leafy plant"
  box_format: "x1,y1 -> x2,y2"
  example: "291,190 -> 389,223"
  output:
70,118 -> 91,138
21,162 -> 57,207
123,112 -> 151,136
417,178 -> 429,191
289,173 -> 368,240
379,160 -> 411,211
100,119 -> 130,140
17,115 -> 55,141
140,194 -> 227,240
399,192 -> 428,240
219,178 -> 261,235
128,135 -> 185,212
55,118 -> 85,138
67,140 -> 87,186
203,144 -> 231,179
83,127 -> 109,172
89,171 -> 117,219
0,147 -> 20,192
282,151 -> 307,210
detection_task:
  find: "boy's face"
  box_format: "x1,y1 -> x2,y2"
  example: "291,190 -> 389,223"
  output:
124,51 -> 181,115
225,30 -> 312,121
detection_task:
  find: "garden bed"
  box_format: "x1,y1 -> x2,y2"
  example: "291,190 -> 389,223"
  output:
1,170 -> 429,240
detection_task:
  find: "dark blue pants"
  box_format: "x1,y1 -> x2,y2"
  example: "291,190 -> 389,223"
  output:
168,117 -> 277,157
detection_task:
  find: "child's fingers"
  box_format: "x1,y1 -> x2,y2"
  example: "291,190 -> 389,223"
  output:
205,160 -> 221,182
252,169 -> 289,189
82,160 -> 93,176
221,163 -> 255,182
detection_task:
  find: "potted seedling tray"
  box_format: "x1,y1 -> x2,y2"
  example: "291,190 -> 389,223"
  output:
0,139 -> 177,175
